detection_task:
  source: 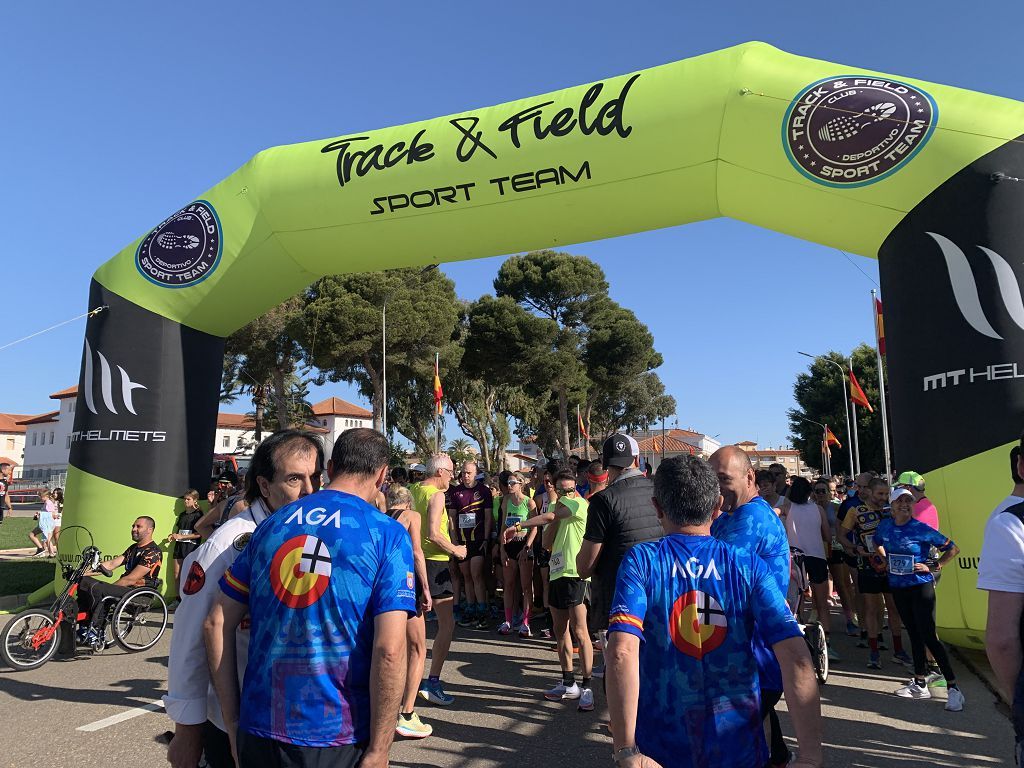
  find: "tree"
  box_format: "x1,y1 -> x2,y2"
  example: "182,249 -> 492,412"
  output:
446,438 -> 474,468
587,371 -> 676,446
301,268 -> 461,435
223,296 -> 308,442
788,344 -> 890,476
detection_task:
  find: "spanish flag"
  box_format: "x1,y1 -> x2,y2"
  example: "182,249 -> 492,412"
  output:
825,425 -> 842,449
577,405 -> 590,440
433,353 -> 443,416
849,368 -> 874,413
874,298 -> 886,356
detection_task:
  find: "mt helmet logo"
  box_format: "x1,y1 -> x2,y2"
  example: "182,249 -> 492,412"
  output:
83,339 -> 146,416
783,76 -> 937,188
135,200 -> 222,288
927,232 -> 1024,340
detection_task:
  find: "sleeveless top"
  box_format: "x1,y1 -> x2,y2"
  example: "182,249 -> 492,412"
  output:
415,483 -> 450,561
503,496 -> 531,541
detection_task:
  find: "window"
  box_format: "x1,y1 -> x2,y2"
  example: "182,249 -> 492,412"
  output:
69,401 -> 75,413
66,436 -> 71,449
32,432 -> 37,446
222,435 -> 230,448
4,437 -> 12,450
49,432 -> 54,444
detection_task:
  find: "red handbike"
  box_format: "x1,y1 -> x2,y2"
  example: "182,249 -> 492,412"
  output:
0,527 -> 168,671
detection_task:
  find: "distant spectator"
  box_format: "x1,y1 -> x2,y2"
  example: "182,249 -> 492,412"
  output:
167,489 -> 203,591
29,489 -> 57,557
0,463 -> 11,523
896,470 -> 939,531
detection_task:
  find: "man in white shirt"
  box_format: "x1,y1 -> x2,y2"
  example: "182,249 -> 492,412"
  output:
164,430 -> 324,768
978,437 -> 1024,764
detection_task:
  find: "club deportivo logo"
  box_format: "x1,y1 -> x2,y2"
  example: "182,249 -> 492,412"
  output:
135,200 -> 222,288
233,532 -> 253,552
270,534 -> 333,609
927,232 -> 1024,341
669,590 -> 727,659
182,561 -> 206,595
783,76 -> 936,188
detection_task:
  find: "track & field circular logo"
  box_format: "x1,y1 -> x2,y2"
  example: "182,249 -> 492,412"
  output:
783,76 -> 937,188
135,200 -> 222,288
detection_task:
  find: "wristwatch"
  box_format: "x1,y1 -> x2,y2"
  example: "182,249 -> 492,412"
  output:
613,746 -> 641,764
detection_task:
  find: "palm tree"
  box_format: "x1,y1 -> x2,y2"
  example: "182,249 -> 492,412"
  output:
446,438 -> 474,467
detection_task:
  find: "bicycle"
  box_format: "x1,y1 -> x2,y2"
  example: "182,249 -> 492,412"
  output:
790,547 -> 829,685
0,527 -> 168,671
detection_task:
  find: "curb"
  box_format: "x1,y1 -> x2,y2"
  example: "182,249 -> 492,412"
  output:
950,645 -> 1010,714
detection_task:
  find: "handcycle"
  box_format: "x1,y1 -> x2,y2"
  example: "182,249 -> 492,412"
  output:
0,526 -> 168,671
790,546 -> 829,685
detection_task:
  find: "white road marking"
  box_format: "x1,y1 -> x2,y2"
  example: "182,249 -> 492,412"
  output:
77,700 -> 165,732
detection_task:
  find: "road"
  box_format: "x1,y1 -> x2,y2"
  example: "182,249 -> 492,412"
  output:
0,611 -> 1011,767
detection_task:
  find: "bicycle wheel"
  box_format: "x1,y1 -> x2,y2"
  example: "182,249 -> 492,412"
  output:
804,622 -> 829,684
112,588 -> 167,652
0,610 -> 62,671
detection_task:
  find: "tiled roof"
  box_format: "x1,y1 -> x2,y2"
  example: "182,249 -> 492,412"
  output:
737,440 -> 758,446
748,449 -> 801,456
17,411 -> 59,426
0,413 -> 33,434
636,435 -> 699,455
0,456 -> 19,466
217,413 -> 255,429
311,397 -> 372,418
49,385 -> 78,400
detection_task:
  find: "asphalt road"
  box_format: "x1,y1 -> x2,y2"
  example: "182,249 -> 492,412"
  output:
0,611 -> 1012,767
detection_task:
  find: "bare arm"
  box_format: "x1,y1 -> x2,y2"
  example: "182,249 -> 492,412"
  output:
774,635 -> 823,766
203,593 -> 248,763
405,511 -> 431,613
576,540 -> 602,580
362,610 -> 408,768
605,632 -> 665,767
115,563 -> 153,587
986,590 -> 1024,701
195,500 -> 226,540
427,491 -> 466,559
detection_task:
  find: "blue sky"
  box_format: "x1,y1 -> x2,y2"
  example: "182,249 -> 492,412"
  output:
2,2 -> 1021,448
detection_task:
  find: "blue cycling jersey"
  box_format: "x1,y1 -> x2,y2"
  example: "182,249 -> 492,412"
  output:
873,517 -> 954,589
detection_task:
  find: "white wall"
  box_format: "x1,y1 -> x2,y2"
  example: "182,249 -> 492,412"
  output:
0,432 -> 26,473
21,398 -> 74,479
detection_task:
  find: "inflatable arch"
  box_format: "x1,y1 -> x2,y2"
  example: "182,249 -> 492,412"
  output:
58,42 -> 1024,647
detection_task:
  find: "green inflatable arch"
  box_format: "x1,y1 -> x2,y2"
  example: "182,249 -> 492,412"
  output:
58,42 -> 1024,647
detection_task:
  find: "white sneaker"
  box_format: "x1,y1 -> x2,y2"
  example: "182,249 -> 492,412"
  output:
945,686 -> 965,711
894,680 -> 931,699
544,682 -> 581,701
578,687 -> 594,711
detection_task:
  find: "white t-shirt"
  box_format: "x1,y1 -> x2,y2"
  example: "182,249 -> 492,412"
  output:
787,500 -> 827,560
977,494 -> 1024,593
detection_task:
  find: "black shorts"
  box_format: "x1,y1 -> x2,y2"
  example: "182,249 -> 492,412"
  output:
805,556 -> 829,585
472,539 -> 490,559
588,578 -> 613,633
857,567 -> 890,595
426,560 -> 454,599
504,539 -> 529,563
238,731 -> 364,768
549,577 -> 589,609
534,544 -> 550,569
827,548 -> 846,566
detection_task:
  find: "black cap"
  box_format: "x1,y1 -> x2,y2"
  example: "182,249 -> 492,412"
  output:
218,470 -> 239,485
602,433 -> 639,469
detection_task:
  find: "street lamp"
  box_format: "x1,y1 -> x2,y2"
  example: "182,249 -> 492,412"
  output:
797,351 -> 854,478
792,413 -> 830,476
383,264 -> 438,435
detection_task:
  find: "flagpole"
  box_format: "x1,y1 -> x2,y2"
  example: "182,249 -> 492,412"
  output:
434,352 -> 440,453
576,404 -> 582,457
849,357 -> 861,475
871,289 -> 893,479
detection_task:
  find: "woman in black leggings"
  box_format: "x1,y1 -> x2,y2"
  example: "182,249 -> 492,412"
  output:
873,487 -> 964,711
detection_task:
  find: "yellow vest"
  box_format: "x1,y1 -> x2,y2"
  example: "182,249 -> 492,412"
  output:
415,482 -> 451,561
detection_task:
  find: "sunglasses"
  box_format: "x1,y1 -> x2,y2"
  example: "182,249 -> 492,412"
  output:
555,488 -> 575,496
508,480 -> 520,486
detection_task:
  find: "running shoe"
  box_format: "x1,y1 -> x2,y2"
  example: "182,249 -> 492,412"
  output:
457,612 -> 478,628
418,681 -> 455,706
497,621 -> 513,635
475,615 -> 491,630
540,628 -> 553,640
878,639 -> 889,651
945,686 -> 965,712
893,651 -> 913,666
827,646 -> 841,663
591,662 -> 605,679
867,654 -> 882,670
846,620 -> 859,637
544,682 -> 581,701
578,688 -> 595,712
519,624 -> 532,639
925,671 -> 947,688
894,680 -> 931,699
396,712 -> 433,738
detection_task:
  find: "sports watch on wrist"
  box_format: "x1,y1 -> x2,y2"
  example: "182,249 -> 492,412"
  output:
613,746 -> 641,764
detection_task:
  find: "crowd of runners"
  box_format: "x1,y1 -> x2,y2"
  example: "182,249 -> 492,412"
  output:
156,424 -> 984,768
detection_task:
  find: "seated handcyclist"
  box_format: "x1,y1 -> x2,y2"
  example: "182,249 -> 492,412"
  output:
76,516 -> 163,644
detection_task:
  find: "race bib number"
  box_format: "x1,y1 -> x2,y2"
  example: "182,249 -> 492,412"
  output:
549,551 -> 565,577
505,516 -> 522,528
888,554 -> 915,576
459,513 -> 476,529
863,534 -> 876,552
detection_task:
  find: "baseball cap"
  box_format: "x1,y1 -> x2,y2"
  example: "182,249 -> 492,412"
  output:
890,487 -> 914,504
602,433 -> 639,469
896,470 -> 925,490
218,471 -> 239,485
411,463 -> 427,473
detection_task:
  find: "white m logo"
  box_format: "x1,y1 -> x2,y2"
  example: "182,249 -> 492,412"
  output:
83,339 -> 147,416
928,232 -> 1024,341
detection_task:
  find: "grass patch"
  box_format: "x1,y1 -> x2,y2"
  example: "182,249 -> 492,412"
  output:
0,560 -> 56,597
0,518 -> 36,551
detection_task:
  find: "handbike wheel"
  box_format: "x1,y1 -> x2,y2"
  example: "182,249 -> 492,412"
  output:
0,610 -> 61,670
112,589 -> 167,652
807,622 -> 829,684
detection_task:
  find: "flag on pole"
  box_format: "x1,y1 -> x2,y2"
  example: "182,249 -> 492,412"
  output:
577,406 -> 590,440
823,439 -> 831,459
825,425 -> 842,448
874,298 -> 886,355
849,368 -> 874,413
433,354 -> 443,415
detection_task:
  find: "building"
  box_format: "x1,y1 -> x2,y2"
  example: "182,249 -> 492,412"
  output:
18,386 -> 77,482
633,428 -> 722,472
0,412 -> 31,477
736,440 -> 812,477
309,397 -> 374,456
